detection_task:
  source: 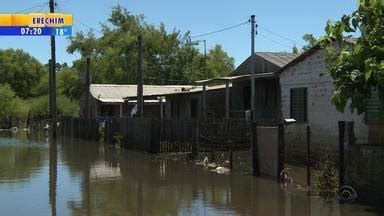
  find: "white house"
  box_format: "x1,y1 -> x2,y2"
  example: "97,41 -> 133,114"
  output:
277,43 -> 369,159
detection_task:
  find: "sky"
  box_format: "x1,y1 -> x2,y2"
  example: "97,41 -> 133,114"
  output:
0,0 -> 358,67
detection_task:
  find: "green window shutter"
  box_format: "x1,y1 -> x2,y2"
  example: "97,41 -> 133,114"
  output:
290,88 -> 307,122
366,87 -> 384,123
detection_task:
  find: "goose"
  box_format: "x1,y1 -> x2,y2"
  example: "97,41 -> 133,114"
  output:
195,156 -> 217,168
211,166 -> 230,174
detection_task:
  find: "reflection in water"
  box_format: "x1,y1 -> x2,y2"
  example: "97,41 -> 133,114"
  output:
49,138 -> 57,216
0,132 -> 383,215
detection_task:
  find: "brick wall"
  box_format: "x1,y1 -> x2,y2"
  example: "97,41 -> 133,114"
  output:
280,48 -> 368,160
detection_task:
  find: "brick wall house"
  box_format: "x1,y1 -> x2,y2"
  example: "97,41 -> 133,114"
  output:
278,45 -> 368,159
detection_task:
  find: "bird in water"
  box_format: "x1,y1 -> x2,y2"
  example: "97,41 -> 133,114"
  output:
211,166 -> 230,174
195,156 -> 230,174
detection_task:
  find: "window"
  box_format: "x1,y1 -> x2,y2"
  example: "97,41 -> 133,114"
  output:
290,88 -> 307,122
366,87 -> 384,123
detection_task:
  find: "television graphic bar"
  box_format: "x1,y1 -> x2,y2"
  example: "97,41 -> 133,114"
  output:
0,13 -> 72,36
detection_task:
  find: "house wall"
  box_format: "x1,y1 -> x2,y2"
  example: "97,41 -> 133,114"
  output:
231,79 -> 280,121
164,88 -> 227,119
165,93 -> 201,119
279,48 -> 368,160
126,104 -> 162,119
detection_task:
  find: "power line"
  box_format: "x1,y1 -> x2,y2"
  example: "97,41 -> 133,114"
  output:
56,5 -> 102,34
14,2 -> 49,14
73,18 -> 102,34
258,33 -> 293,49
191,21 -> 249,39
258,25 -> 304,47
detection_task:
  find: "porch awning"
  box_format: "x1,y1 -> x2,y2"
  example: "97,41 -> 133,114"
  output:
195,72 -> 277,85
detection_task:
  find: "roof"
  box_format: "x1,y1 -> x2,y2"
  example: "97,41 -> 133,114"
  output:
195,73 -> 276,85
275,37 -> 357,75
90,84 -> 195,103
124,84 -> 231,99
230,52 -> 300,76
257,52 -> 301,67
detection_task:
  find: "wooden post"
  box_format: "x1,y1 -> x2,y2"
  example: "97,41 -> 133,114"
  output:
347,121 -> 355,146
203,83 -> 207,119
49,0 -> 57,140
150,119 -> 160,153
229,149 -> 233,170
159,97 -> 164,120
277,123 -> 285,181
225,118 -> 233,170
345,121 -> 354,187
192,123 -> 199,159
250,15 -> 256,121
338,121 -> 346,187
306,125 -> 311,187
252,121 -> 260,176
85,57 -> 91,119
137,35 -> 144,117
225,81 -> 230,118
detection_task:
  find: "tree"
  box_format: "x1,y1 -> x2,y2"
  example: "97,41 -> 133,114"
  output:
0,84 -> 28,125
67,5 -> 234,85
322,0 -> 384,113
292,45 -> 299,54
28,94 -> 79,119
0,49 -> 46,98
205,45 -> 235,78
302,34 -> 318,51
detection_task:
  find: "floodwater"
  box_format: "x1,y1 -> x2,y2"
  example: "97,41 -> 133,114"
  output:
0,132 -> 383,216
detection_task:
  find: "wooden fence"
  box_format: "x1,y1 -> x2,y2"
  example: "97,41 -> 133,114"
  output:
59,116 -> 284,178
60,116 -> 99,141
60,116 -> 252,153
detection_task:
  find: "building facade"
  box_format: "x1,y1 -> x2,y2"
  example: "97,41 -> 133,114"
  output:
278,46 -> 368,159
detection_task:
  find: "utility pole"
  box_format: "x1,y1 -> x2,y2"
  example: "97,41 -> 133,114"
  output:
137,35 -> 144,117
49,0 -> 57,139
202,40 -> 207,79
85,57 -> 91,119
250,15 -> 256,121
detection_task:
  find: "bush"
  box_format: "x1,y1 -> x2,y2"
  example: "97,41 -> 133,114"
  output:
314,155 -> 339,195
28,94 -> 79,119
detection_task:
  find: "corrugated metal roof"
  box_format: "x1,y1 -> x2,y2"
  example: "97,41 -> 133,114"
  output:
230,52 -> 300,76
257,52 -> 300,67
90,84 -> 195,103
123,84 -> 231,99
195,73 -> 276,85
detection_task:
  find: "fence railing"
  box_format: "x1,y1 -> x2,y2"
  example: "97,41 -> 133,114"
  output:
59,116 -> 284,178
60,116 -> 99,141
60,116 -> 253,153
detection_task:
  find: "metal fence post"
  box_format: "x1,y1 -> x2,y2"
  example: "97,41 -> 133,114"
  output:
277,123 -> 285,181
307,125 -> 311,187
338,121 -> 346,187
192,122 -> 199,159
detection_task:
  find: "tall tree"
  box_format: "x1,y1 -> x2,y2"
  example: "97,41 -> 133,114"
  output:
292,45 -> 299,54
0,49 -> 45,98
322,0 -> 384,113
302,34 -> 318,51
67,5 -> 234,85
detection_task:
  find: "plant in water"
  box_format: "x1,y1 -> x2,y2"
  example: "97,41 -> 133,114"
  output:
98,123 -> 105,142
314,155 -> 339,197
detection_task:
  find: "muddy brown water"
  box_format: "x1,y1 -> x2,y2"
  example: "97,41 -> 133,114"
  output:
0,132 -> 382,215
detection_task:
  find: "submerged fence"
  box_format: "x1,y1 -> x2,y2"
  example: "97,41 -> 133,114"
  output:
60,116 -> 99,141
59,116 -> 283,178
102,117 -> 252,153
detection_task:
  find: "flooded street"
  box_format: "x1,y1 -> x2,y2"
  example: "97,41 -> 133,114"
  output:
0,132 -> 382,216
